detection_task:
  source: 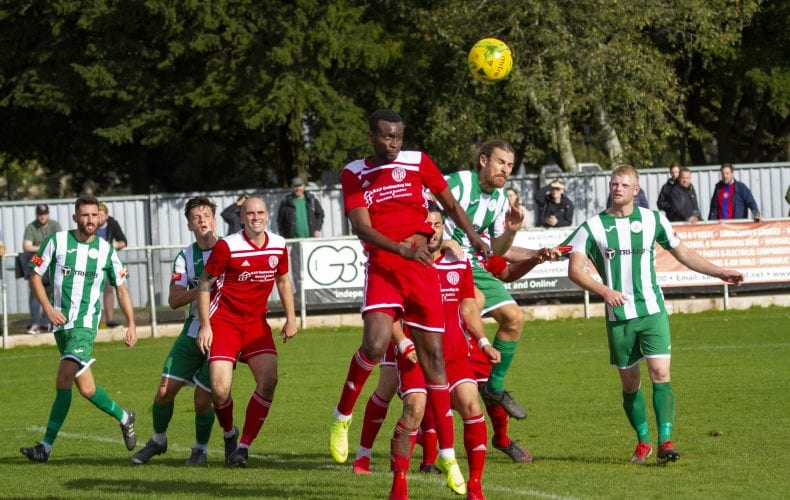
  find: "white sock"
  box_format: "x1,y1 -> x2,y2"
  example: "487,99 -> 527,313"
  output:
332,407 -> 352,422
355,446 -> 372,459
438,448 -> 456,461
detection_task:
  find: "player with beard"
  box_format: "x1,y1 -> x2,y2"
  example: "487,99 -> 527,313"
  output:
20,195 -> 138,462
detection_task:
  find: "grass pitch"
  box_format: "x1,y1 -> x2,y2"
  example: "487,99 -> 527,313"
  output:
0,306 -> 788,499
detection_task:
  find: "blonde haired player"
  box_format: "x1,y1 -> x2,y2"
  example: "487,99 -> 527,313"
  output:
565,164 -> 743,463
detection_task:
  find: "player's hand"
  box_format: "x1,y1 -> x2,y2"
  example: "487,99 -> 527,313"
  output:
504,206 -> 524,232
404,245 -> 434,266
441,239 -> 464,259
280,319 -> 298,343
125,324 -> 137,348
720,270 -> 744,286
483,345 -> 501,364
602,288 -> 629,307
45,307 -> 67,327
197,326 -> 213,355
471,236 -> 492,262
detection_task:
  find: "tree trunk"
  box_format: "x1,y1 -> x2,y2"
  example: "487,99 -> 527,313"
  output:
556,103 -> 577,172
596,106 -> 623,164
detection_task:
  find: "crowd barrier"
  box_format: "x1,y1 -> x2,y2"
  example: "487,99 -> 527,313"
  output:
3,219 -> 789,349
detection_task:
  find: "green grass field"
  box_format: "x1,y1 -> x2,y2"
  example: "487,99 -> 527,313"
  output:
1,306 -> 788,499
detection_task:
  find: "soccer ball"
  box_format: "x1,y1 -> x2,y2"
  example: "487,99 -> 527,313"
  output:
468,38 -> 513,83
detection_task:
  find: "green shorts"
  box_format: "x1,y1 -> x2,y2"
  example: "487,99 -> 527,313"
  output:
606,311 -> 671,369
54,327 -> 96,376
472,264 -> 516,316
161,334 -> 211,392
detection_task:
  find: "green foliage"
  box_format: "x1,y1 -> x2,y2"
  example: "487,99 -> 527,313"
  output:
0,306 -> 788,497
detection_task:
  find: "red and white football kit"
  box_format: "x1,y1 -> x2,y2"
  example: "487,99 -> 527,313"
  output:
341,150 -> 448,333
397,251 -> 477,396
204,230 -> 288,364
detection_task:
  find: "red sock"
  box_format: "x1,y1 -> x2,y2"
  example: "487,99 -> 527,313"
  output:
360,390 -> 391,449
426,382 -> 454,450
486,403 -> 511,448
337,348 -> 378,416
420,403 -> 438,465
240,392 -> 271,446
214,397 -> 234,433
463,413 -> 487,480
390,421 -> 417,472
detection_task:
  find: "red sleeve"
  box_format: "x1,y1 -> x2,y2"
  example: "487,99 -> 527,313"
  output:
204,239 -> 230,277
460,260 -> 476,300
341,167 -> 365,213
421,153 -> 449,195
278,246 -> 289,275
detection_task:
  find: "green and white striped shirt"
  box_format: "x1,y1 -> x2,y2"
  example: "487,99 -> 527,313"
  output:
170,242 -> 212,339
31,230 -> 127,331
565,207 -> 680,322
443,170 -> 509,266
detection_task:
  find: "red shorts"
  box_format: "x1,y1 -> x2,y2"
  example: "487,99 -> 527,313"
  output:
208,320 -> 277,364
362,250 -> 444,333
395,351 -> 476,397
468,339 -> 492,383
445,356 -> 476,393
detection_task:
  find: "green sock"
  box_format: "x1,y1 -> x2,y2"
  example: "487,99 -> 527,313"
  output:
623,388 -> 650,443
195,409 -> 216,446
43,388 -> 73,446
152,401 -> 174,435
653,382 -> 675,443
487,337 -> 518,393
88,385 -> 125,421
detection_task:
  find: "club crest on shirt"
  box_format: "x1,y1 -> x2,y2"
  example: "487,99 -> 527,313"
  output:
269,256 -> 279,268
630,221 -> 643,233
605,248 -> 616,260
488,198 -> 497,210
446,271 -> 460,285
392,167 -> 406,182
88,248 -> 100,259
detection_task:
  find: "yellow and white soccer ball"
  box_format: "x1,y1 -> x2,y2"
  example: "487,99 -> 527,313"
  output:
468,38 -> 513,83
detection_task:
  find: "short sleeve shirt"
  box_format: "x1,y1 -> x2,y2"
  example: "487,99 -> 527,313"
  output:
171,242 -> 213,338
435,251 -> 476,361
203,230 -> 288,324
24,219 -> 62,246
341,150 -> 448,246
29,230 -> 126,331
564,207 -> 680,322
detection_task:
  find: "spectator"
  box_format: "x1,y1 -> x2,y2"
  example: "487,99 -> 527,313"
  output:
608,190 -> 649,210
657,162 -> 684,213
221,194 -> 248,235
539,179 -> 574,228
506,187 -> 532,229
277,177 -> 325,238
21,203 -> 62,334
786,185 -> 790,216
98,203 -> 128,327
665,167 -> 702,222
708,163 -> 762,221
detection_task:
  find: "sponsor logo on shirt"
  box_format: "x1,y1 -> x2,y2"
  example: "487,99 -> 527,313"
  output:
61,265 -> 100,279
605,247 -> 647,260
361,180 -> 370,188
239,271 -> 252,281
241,260 -> 251,267
67,248 -> 78,254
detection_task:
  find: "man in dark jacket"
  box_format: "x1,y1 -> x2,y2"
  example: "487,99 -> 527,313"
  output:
98,203 -> 128,327
539,179 -> 574,228
277,177 -> 325,238
665,167 -> 702,222
708,163 -> 762,221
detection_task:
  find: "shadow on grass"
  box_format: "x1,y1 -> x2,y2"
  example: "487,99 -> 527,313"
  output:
62,478 -> 318,497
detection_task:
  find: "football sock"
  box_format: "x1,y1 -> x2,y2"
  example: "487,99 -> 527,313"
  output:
88,385 -> 125,421
214,398 -> 235,433
195,409 -> 215,446
390,421 -> 417,472
623,387 -> 650,443
240,392 -> 272,446
419,403 -> 438,466
652,382 -> 675,443
152,400 -> 174,434
359,390 -> 391,449
485,402 -> 511,448
426,381 -> 454,452
463,413 -> 487,480
488,338 -> 518,393
336,348 -> 378,416
43,388 -> 72,446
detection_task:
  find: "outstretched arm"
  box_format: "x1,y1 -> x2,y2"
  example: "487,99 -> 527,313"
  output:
434,187 -> 490,257
669,243 -> 744,285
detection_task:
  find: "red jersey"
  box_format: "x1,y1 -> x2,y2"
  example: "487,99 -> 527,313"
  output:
435,251 -> 476,361
204,230 -> 288,324
341,150 -> 448,247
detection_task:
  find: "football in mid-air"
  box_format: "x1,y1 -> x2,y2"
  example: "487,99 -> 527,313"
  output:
468,38 -> 513,83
